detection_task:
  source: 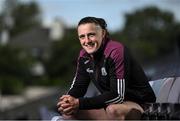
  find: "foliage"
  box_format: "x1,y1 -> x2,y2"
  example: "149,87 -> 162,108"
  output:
112,6 -> 179,62
32,77 -> 69,88
0,1 -> 42,94
0,0 -> 41,37
0,76 -> 24,94
0,15 -> 3,31
10,1 -> 41,36
0,45 -> 34,94
45,28 -> 81,85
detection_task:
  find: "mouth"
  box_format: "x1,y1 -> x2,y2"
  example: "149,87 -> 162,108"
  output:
84,42 -> 95,48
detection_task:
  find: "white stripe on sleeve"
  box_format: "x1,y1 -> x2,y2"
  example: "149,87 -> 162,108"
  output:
105,79 -> 125,105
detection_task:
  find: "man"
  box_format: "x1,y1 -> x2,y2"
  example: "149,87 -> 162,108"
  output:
57,16 -> 156,120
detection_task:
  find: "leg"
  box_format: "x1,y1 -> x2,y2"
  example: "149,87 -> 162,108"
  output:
106,101 -> 144,120
62,101 -> 143,120
62,108 -> 108,120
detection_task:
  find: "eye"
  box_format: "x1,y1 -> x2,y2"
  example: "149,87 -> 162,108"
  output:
88,33 -> 96,38
79,35 -> 85,39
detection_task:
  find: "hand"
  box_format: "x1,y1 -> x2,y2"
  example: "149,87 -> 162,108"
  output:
57,95 -> 79,115
58,95 -> 79,115
57,95 -> 69,114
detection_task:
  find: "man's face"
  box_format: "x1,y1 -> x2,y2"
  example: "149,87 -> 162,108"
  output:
78,23 -> 105,54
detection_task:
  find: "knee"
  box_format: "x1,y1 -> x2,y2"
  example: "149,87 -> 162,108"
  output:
106,104 -> 126,119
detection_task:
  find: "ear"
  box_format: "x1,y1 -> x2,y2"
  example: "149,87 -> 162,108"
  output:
102,29 -> 106,38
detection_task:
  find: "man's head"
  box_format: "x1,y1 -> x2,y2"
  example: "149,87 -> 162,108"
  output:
77,17 -> 109,54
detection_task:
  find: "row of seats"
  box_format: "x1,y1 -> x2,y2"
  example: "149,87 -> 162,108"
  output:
142,77 -> 180,120
151,77 -> 180,103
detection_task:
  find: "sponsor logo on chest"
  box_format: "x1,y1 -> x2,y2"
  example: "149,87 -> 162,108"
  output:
86,68 -> 94,73
86,67 -> 107,76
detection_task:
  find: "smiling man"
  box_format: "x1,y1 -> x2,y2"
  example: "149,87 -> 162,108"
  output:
78,21 -> 105,54
57,16 -> 156,120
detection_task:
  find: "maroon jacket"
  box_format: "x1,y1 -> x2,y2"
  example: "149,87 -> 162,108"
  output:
68,38 -> 156,109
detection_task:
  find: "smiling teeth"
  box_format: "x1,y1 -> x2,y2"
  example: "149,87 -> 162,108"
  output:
87,42 -> 95,46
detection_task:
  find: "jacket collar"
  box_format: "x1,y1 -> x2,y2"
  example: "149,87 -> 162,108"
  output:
92,38 -> 109,61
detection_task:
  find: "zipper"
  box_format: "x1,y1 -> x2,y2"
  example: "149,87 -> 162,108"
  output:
92,59 -> 99,82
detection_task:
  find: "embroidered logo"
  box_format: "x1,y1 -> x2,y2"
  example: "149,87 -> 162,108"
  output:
84,60 -> 90,64
86,68 -> 93,73
101,67 -> 107,76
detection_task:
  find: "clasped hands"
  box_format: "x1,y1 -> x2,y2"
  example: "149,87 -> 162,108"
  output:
57,95 -> 79,116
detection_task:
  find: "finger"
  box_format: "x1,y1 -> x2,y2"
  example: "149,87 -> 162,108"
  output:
60,95 -> 70,100
57,97 -> 70,107
65,110 -> 74,116
63,107 -> 73,114
57,100 -> 66,107
58,100 -> 68,105
67,97 -> 73,102
67,96 -> 76,104
59,96 -> 70,103
58,107 -> 64,113
61,103 -> 71,109
58,95 -> 66,102
58,106 -> 63,112
57,101 -> 62,107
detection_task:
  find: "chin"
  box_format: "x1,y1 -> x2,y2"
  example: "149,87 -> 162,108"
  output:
86,51 -> 94,54
86,49 -> 97,54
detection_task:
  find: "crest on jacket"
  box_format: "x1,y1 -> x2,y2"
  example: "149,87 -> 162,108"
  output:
101,67 -> 107,76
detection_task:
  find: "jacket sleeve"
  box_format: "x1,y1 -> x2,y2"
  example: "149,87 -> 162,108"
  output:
67,57 -> 90,98
123,47 -> 156,103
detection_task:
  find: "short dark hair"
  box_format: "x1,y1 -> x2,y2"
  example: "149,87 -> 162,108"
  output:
78,16 -> 109,38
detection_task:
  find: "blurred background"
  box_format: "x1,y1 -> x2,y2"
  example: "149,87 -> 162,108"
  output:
0,0 -> 180,120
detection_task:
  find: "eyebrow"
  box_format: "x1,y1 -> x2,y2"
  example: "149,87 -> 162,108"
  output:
79,34 -> 85,38
87,32 -> 96,36
79,32 -> 96,38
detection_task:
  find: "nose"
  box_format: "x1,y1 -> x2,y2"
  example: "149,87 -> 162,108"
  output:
84,35 -> 91,43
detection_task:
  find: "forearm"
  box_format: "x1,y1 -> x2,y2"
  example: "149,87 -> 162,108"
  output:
78,91 -> 123,110
67,85 -> 88,98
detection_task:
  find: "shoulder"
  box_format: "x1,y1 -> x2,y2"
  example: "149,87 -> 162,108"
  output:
79,49 -> 88,58
104,39 -> 124,59
77,49 -> 90,64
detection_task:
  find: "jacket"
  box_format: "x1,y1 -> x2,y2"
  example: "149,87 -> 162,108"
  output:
68,38 -> 156,110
